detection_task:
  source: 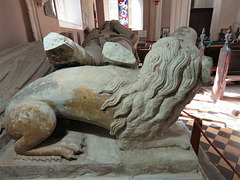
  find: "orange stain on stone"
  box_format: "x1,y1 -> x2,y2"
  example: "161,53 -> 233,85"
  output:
65,88 -> 115,129
5,103 -> 56,152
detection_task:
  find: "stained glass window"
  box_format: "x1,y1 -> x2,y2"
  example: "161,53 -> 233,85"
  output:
108,0 -> 143,30
119,0 -> 129,28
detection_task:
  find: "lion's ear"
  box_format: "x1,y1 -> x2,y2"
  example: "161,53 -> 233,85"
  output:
151,37 -> 180,62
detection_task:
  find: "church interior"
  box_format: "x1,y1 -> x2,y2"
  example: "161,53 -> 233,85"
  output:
0,0 -> 240,179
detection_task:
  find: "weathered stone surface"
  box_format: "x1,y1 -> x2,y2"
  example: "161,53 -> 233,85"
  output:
102,42 -> 137,68
4,27 -> 212,160
0,122 -> 205,179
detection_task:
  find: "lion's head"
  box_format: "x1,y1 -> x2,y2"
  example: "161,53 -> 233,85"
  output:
99,27 -> 212,149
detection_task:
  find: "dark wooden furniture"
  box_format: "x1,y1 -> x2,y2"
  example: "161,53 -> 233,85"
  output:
137,41 -> 155,63
204,45 -> 222,69
228,44 -> 240,75
137,48 -> 150,63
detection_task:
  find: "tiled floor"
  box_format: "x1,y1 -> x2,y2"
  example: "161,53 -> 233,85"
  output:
181,119 -> 240,180
180,83 -> 240,180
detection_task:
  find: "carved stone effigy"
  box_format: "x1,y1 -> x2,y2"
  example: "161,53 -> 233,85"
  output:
44,20 -> 139,70
44,32 -> 96,69
44,32 -> 138,69
1,27 -> 212,179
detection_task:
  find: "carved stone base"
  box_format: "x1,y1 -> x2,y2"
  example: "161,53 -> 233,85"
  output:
0,121 -> 206,179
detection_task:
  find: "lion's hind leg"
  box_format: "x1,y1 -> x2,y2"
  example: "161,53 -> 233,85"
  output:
4,101 -> 81,160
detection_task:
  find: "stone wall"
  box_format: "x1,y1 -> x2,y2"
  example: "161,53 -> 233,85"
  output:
0,0 -> 29,51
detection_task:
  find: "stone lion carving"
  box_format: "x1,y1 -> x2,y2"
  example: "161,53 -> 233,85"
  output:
4,27 -> 212,160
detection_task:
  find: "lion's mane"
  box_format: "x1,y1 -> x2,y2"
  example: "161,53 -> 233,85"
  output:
99,34 -> 203,149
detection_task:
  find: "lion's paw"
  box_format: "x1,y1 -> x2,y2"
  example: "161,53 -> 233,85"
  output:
58,131 -> 86,157
31,131 -> 87,160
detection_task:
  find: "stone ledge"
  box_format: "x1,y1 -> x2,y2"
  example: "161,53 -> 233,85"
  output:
0,122 -> 206,179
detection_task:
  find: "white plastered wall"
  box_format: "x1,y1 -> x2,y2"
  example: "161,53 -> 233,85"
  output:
170,0 -> 191,34
210,0 -> 240,41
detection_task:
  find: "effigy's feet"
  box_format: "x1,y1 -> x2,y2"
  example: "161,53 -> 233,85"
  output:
43,32 -> 92,69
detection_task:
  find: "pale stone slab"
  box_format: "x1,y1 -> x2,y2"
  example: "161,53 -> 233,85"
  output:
102,42 -> 137,68
0,122 -> 205,179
